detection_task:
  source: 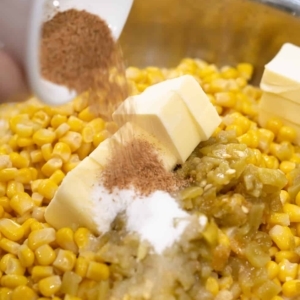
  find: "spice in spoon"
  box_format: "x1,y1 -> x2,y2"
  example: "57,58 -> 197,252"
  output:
40,9 -> 128,120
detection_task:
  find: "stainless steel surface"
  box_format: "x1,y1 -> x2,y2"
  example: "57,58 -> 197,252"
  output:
256,0 -> 300,15
119,0 -> 300,84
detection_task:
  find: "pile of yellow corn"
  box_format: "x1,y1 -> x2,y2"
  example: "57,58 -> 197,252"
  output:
0,58 -> 300,299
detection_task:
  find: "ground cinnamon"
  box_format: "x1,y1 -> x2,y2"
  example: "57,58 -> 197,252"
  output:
101,138 -> 185,196
40,9 -> 128,120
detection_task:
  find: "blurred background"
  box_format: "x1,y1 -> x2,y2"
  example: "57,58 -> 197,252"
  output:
119,0 -> 300,84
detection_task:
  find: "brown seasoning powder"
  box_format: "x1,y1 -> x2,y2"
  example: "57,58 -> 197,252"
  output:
102,139 -> 185,196
40,9 -> 128,120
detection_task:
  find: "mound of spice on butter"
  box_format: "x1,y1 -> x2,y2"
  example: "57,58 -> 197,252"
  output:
102,139 -> 185,195
40,9 -> 128,120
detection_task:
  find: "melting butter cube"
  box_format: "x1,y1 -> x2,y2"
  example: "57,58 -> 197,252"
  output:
113,76 -> 221,163
259,92 -> 300,125
44,156 -> 102,233
44,122 -> 177,233
260,43 -> 300,103
144,75 -> 221,140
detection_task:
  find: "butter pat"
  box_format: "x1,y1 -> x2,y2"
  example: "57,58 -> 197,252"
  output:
258,110 -> 300,145
260,43 -> 300,103
144,75 -> 221,140
44,156 -> 102,233
45,122 -> 177,233
259,92 -> 300,125
113,76 -> 221,163
90,122 -> 177,171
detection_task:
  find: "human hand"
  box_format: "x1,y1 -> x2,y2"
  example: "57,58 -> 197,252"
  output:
0,50 -> 29,103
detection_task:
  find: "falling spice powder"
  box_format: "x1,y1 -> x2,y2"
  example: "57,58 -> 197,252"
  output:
40,9 -> 128,120
101,138 -> 186,196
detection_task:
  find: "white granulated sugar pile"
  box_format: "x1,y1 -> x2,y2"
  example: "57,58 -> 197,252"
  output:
126,190 -> 190,254
91,186 -> 191,253
91,186 -> 135,233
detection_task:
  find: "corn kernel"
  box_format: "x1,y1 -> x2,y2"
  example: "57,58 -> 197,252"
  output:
32,111 -> 51,128
32,129 -> 56,147
225,124 -> 243,137
266,118 -> 283,135
0,287 -> 13,300
56,228 -> 78,253
0,182 -> 6,197
283,203 -> 300,222
205,276 -> 219,296
280,190 -> 291,205
50,170 -> 65,185
93,130 -> 109,148
21,218 -> 36,237
237,63 -> 254,80
215,92 -> 236,108
16,168 -> 33,184
67,116 -> 85,132
295,191 -> 300,206
270,142 -> 294,161
0,254 -> 25,275
9,152 -> 29,168
18,244 -> 35,268
0,168 -> 18,182
53,249 -> 76,272
74,228 -> 93,250
31,192 -> 44,207
266,261 -> 279,279
0,219 -> 24,242
37,179 -> 58,200
78,107 -> 96,122
86,261 -> 110,281
0,239 -> 20,255
10,192 -> 34,215
73,94 -> 89,112
275,251 -> 299,263
31,266 -> 54,281
55,123 -> 70,139
88,118 -> 105,132
77,142 -> 92,160
52,142 -> 71,163
62,154 -> 80,173
51,114 -> 68,129
28,228 -> 56,251
38,276 -> 61,297
81,126 -> 95,143
9,114 -> 30,133
1,275 -> 27,289
6,181 -> 24,198
59,132 -> 82,152
269,225 -> 295,251
11,285 -> 37,300
0,206 -> 4,219
8,135 -> 18,151
41,158 -> 63,177
54,102 -> 74,116
277,126 -> 297,143
268,212 -> 290,227
282,280 -> 300,297
280,161 -> 296,174
35,245 -> 56,266
41,144 -> 53,161
75,256 -> 88,278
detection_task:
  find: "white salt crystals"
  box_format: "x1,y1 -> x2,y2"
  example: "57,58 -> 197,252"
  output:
126,190 -> 190,254
91,186 -> 204,254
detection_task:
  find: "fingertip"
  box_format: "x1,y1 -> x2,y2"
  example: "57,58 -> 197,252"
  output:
0,50 -> 29,103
